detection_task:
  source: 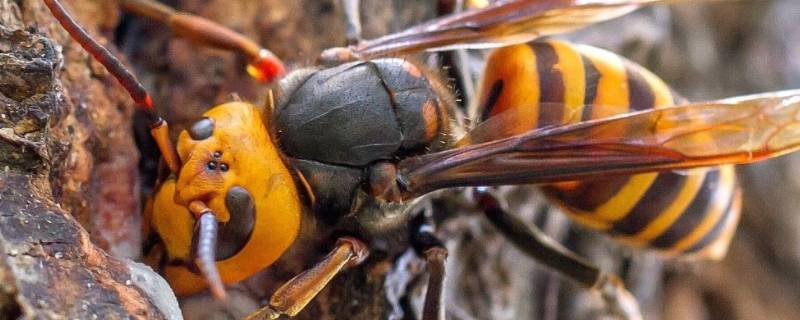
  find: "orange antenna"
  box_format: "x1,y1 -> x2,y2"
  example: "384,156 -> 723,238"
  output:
120,0 -> 286,83
44,0 -> 154,112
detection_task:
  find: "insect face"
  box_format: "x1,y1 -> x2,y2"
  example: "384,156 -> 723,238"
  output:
173,102 -> 260,213
149,102 -> 303,296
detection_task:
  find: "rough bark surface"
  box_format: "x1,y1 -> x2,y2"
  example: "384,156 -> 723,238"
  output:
0,0 -> 169,319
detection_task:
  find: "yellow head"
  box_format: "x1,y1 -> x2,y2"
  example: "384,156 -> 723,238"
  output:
147,102 -> 302,296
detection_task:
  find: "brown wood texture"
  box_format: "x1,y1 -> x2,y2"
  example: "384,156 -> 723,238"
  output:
0,0 -> 172,318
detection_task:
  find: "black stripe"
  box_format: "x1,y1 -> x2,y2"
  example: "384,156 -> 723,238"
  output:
686,191 -> 738,253
533,42 -> 565,127
649,170 -> 720,249
625,64 -> 656,111
545,176 -> 631,212
610,172 -> 689,236
481,80 -> 504,120
581,54 -> 600,121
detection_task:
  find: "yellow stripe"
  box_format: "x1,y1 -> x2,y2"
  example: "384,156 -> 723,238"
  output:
575,44 -> 629,117
668,166 -> 737,252
624,169 -> 707,244
557,206 -> 611,231
697,189 -> 741,260
466,0 -> 489,9
479,44 -> 540,134
547,40 -> 585,124
591,172 -> 658,224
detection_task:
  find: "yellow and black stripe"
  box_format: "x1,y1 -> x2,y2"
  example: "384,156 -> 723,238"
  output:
477,39 -> 741,259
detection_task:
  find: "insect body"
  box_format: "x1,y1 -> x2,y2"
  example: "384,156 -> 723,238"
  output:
478,40 -> 741,259
45,0 -> 800,319
273,59 -> 451,213
146,58 -> 453,297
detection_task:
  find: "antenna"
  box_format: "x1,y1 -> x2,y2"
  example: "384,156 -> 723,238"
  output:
44,0 -> 154,112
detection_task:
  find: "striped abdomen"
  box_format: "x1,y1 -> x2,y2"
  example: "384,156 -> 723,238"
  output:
478,40 -> 741,259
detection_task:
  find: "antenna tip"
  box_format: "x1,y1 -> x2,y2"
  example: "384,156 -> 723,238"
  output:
247,49 -> 286,83
143,94 -> 154,112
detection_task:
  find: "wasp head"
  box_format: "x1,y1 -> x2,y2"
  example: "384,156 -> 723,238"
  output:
174,102 -> 299,225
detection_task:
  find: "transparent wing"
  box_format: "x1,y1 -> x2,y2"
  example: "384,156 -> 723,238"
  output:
398,90 -> 800,197
353,0 -> 669,58
456,101 -> 634,146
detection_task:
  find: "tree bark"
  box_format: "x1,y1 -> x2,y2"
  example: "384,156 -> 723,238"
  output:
0,1 -> 175,318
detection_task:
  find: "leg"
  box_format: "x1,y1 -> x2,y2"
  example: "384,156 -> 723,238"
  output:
473,188 -> 642,320
410,215 -> 448,320
245,237 -> 370,320
120,0 -> 285,82
341,0 -> 362,45
442,0 -> 477,115
44,0 -> 182,174
316,0 -> 362,64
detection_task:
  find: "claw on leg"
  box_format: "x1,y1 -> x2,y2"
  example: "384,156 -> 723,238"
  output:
245,237 -> 369,319
341,0 -> 362,45
421,247 -> 447,320
410,213 -> 448,320
594,273 -> 643,320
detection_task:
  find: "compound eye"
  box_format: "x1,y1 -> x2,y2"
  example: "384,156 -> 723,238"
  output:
190,117 -> 215,140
